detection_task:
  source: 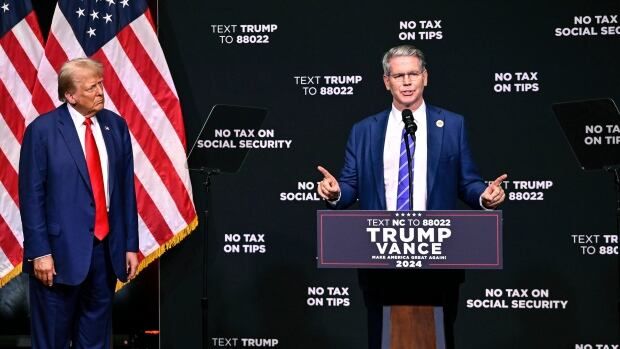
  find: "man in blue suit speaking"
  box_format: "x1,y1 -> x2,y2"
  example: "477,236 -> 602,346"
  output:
317,45 -> 507,348
19,58 -> 138,348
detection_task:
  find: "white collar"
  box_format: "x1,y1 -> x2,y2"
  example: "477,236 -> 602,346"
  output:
67,103 -> 99,129
389,101 -> 426,126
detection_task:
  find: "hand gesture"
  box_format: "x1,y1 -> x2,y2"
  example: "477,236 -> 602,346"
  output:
317,166 -> 341,201
481,174 -> 508,209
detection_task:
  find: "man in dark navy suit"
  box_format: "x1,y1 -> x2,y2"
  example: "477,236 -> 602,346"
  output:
19,58 -> 138,349
317,45 -> 506,349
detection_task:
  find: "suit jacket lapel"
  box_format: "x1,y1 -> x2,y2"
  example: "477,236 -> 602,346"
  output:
370,110 -> 389,210
426,105 -> 444,198
97,112 -> 116,198
57,104 -> 92,193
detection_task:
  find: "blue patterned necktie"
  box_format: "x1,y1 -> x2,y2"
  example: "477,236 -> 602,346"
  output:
397,128 -> 415,211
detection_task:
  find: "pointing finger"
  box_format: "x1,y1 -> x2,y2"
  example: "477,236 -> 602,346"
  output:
317,165 -> 334,179
492,173 -> 508,187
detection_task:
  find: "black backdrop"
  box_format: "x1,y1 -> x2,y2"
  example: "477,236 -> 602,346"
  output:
158,0 -> 619,347
1,0 -> 619,348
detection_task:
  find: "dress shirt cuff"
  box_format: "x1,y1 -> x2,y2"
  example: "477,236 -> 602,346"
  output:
327,191 -> 342,207
30,254 -> 52,262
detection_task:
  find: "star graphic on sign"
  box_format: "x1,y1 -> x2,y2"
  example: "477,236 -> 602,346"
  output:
87,27 -> 96,37
103,13 -> 112,23
120,0 -> 129,7
76,8 -> 85,17
1,3 -> 9,12
90,9 -> 99,20
105,0 -> 115,5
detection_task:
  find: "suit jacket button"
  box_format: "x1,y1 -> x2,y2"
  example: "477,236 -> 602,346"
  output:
89,227 -> 94,232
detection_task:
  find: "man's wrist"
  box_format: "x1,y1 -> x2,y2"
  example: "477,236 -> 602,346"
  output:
327,191 -> 342,206
479,195 -> 493,211
30,254 -> 52,262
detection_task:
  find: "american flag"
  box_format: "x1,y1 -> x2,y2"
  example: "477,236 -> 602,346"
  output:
0,0 -> 44,286
0,0 -> 198,287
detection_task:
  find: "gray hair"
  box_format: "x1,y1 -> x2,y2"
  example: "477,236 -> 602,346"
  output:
57,58 -> 104,102
381,45 -> 427,76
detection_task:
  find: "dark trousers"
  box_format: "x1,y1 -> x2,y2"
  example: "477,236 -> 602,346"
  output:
29,240 -> 117,349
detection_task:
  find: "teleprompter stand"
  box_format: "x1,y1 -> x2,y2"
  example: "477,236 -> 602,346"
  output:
552,98 -> 620,315
186,104 -> 267,348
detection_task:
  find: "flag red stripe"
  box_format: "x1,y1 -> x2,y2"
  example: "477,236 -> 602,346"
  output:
44,33 -> 69,75
0,80 -> 25,143
31,34 -> 68,114
92,51 -> 196,225
134,176 -> 174,244
31,78 -> 57,115
116,27 -> 187,147
143,10 -> 156,32
0,215 -> 22,267
0,31 -> 38,92
24,11 -> 44,45
0,150 -> 19,206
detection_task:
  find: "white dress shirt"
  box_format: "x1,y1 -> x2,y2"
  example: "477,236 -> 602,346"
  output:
383,102 -> 428,210
67,104 -> 110,210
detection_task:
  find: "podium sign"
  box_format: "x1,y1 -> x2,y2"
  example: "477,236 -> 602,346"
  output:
317,210 -> 502,269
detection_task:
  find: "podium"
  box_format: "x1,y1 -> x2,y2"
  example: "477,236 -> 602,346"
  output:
317,210 -> 503,348
389,306 -> 436,349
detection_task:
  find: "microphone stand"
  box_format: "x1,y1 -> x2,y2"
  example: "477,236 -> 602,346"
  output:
189,166 -> 220,349
403,132 -> 416,211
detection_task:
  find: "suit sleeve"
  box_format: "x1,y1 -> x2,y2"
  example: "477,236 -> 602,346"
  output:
121,120 -> 139,252
457,117 -> 487,209
18,124 -> 51,260
335,124 -> 359,209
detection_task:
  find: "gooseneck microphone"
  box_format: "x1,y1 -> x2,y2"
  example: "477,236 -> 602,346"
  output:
401,109 -> 417,211
402,108 -> 417,138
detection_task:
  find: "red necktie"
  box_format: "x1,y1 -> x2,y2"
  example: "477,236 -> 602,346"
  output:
84,118 -> 109,240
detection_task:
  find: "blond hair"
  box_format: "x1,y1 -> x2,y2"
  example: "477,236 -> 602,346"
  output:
57,58 -> 103,102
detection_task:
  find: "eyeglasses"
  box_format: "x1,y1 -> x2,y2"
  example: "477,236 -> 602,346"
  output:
388,70 -> 425,83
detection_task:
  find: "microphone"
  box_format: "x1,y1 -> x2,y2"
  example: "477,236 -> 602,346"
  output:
401,109 -> 417,136
400,109 -> 417,210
